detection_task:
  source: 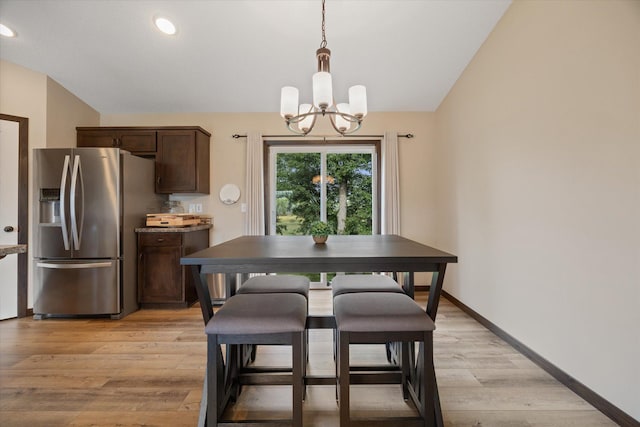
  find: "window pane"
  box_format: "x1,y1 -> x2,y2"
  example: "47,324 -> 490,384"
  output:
275,152 -> 321,236
326,153 -> 373,235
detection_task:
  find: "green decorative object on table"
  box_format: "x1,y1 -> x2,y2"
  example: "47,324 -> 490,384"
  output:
309,221 -> 332,244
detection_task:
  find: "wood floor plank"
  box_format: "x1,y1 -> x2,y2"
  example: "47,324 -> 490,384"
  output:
0,290 -> 618,426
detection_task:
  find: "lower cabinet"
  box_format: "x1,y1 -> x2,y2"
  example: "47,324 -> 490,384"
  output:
137,229 -> 209,308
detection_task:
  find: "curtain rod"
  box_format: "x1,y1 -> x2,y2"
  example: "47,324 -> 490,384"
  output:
231,133 -> 414,140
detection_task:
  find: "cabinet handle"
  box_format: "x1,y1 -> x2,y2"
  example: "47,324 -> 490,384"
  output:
157,176 -> 161,185
157,238 -> 164,242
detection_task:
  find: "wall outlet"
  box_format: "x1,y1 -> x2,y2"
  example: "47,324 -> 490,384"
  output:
195,203 -> 203,213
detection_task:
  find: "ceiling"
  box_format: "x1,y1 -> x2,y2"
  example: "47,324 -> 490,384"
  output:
0,0 -> 511,115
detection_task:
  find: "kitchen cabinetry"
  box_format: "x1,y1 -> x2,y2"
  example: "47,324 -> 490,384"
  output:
156,129 -> 210,194
76,126 -> 211,194
136,226 -> 210,308
77,128 -> 156,155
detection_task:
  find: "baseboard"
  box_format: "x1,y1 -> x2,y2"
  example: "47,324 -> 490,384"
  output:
442,290 -> 638,427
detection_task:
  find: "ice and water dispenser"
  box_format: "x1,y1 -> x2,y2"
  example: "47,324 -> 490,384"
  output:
39,188 -> 61,224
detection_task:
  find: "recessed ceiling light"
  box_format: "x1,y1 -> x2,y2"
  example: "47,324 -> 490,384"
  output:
154,17 -> 176,36
0,23 -> 16,38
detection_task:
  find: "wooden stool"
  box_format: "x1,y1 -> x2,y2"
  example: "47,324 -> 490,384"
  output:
237,274 -> 310,300
198,290 -> 307,426
236,275 -> 310,364
331,273 -> 404,297
334,292 -> 438,427
331,274 -> 405,364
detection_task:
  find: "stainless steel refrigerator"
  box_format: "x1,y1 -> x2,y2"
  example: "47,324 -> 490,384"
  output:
33,148 -> 164,319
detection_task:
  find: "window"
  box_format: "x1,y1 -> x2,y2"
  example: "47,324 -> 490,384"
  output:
267,140 -> 380,285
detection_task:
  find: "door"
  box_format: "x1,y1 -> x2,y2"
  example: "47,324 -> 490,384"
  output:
33,149 -> 73,259
268,143 -> 378,285
33,259 -> 119,315
0,119 -> 19,319
71,148 -> 120,259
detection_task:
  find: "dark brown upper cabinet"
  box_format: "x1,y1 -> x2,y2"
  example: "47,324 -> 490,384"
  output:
77,128 -> 156,155
156,128 -> 210,194
76,126 -> 211,194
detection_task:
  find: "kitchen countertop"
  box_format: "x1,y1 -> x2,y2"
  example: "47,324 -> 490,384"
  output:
135,224 -> 212,233
0,244 -> 27,259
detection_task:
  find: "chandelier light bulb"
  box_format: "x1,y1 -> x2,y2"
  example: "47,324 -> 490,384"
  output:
312,72 -> 333,111
349,85 -> 367,118
280,86 -> 299,119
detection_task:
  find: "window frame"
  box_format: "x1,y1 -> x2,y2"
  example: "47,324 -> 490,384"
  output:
264,139 -> 382,236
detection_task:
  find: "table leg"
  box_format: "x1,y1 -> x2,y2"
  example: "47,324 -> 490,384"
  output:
426,263 -> 447,321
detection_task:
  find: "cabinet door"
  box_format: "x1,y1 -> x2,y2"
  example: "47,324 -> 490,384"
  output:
77,131 -> 116,148
156,130 -> 197,193
119,131 -> 156,154
138,236 -> 183,303
77,129 -> 156,154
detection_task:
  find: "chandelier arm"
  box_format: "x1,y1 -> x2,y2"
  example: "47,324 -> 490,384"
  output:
286,111 -> 318,124
285,120 -> 310,135
328,114 -> 346,136
287,110 -> 360,125
335,111 -> 361,123
328,113 -> 363,135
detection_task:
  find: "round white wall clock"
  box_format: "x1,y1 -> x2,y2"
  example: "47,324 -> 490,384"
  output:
219,183 -> 241,205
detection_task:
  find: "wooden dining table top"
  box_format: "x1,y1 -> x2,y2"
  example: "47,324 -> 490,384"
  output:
181,234 -> 457,274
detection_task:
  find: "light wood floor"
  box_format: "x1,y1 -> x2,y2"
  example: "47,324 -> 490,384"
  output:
0,290 -> 615,427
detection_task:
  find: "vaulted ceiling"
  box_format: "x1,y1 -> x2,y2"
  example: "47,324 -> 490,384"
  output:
0,0 -> 511,114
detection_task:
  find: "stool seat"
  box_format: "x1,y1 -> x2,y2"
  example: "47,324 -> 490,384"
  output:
334,292 -> 435,333
202,292 -> 307,426
331,274 -> 404,297
206,293 -> 307,335
334,291 -> 438,427
237,275 -> 310,300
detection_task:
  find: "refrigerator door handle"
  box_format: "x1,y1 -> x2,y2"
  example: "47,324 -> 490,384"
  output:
36,261 -> 113,269
70,155 -> 84,250
59,155 -> 71,250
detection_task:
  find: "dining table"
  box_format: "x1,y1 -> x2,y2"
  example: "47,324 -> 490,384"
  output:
181,234 -> 458,426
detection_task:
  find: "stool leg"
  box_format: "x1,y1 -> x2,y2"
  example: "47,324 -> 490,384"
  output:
207,335 -> 220,427
338,331 -> 350,427
434,376 -> 444,427
292,332 -> 304,427
422,333 -> 436,427
401,341 -> 411,400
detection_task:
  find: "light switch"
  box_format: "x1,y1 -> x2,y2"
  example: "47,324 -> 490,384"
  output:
240,203 -> 247,213
195,204 -> 203,213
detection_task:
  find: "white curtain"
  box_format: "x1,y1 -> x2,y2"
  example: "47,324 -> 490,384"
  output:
244,131 -> 265,235
382,131 -> 400,235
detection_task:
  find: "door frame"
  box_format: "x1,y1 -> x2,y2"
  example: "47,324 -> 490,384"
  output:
0,114 -> 29,317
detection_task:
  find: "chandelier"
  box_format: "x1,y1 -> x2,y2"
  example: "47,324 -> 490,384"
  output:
280,0 -> 367,136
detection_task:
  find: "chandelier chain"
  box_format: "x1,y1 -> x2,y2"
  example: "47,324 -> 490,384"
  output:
320,0 -> 327,48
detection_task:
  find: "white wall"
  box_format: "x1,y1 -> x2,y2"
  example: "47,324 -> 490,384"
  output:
0,60 -> 100,307
435,0 -> 640,420
100,112 -> 438,285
